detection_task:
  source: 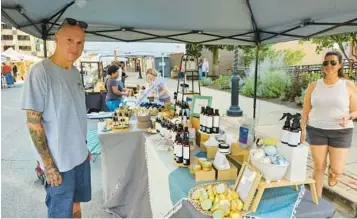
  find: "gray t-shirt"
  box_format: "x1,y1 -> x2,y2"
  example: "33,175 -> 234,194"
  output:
106,77 -> 123,100
22,59 -> 88,172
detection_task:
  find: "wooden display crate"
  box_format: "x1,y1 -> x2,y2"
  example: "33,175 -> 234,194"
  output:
215,163 -> 238,181
194,168 -> 216,182
228,142 -> 250,166
203,144 -> 218,159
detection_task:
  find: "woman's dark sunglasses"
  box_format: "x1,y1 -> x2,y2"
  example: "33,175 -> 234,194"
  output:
322,60 -> 337,66
61,18 -> 88,30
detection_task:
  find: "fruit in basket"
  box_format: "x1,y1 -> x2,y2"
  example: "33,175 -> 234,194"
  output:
212,209 -> 224,218
201,199 -> 213,211
236,199 -> 244,211
216,183 -> 226,194
190,183 -> 244,217
192,190 -> 201,200
229,211 -> 242,219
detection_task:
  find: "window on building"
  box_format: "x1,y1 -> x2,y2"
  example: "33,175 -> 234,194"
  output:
17,35 -> 31,41
1,35 -> 13,40
3,45 -> 15,50
1,23 -> 12,29
19,46 -> 32,51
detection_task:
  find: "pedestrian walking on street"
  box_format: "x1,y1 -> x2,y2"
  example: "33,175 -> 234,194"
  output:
300,51 -> 357,197
22,18 -> 91,218
12,63 -> 18,82
2,62 -> 14,87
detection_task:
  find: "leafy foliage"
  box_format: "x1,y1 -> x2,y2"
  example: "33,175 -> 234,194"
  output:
185,44 -> 203,57
214,75 -> 232,90
238,45 -> 278,67
240,70 -> 290,98
283,72 -> 323,102
280,49 -> 305,66
200,76 -> 213,86
300,33 -> 357,61
185,44 -> 234,76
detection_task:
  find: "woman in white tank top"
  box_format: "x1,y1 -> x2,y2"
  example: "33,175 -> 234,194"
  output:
301,51 -> 357,197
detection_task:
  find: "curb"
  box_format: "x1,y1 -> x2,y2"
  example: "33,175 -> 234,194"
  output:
322,185 -> 357,218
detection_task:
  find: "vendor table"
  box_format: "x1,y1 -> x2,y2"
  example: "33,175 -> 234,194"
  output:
97,123 -> 336,218
98,122 -> 152,218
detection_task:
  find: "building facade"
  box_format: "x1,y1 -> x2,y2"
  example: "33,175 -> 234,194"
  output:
1,23 -> 55,57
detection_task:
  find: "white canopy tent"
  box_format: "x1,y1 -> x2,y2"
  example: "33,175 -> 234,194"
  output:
2,0 -> 357,117
2,48 -> 42,62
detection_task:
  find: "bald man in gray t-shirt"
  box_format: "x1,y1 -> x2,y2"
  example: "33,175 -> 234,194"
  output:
22,20 -> 91,218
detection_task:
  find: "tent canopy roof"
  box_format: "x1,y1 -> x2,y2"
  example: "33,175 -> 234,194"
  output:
2,0 -> 357,45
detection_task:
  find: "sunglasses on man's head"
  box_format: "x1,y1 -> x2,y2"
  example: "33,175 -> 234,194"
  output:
322,60 -> 337,66
61,18 -> 88,30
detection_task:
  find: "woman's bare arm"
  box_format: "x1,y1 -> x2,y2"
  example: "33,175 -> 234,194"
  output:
347,81 -> 357,119
301,82 -> 316,129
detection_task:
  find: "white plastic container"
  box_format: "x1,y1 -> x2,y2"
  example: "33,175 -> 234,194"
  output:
250,150 -> 289,182
277,142 -> 308,182
238,116 -> 255,148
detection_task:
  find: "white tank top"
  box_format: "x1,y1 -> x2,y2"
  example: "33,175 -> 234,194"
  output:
308,79 -> 354,130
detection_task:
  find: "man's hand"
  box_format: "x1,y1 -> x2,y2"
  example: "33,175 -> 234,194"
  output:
44,166 -> 62,186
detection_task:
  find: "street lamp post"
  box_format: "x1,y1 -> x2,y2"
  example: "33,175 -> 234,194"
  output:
227,45 -> 243,117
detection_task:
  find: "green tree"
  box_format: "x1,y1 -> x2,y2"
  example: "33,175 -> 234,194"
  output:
280,49 -> 305,66
185,44 -> 203,57
238,44 -> 277,67
185,44 -> 233,76
300,33 -> 357,62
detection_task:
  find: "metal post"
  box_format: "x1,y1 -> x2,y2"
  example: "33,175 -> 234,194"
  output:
41,23 -> 48,58
43,39 -> 48,58
253,44 -> 260,119
80,62 -> 85,86
138,58 -> 143,79
227,46 -> 243,117
161,53 -> 165,77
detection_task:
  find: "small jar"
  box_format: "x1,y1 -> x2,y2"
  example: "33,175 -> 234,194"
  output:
219,143 -> 230,154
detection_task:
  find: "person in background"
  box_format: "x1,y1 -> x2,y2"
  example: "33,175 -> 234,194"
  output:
12,63 -> 18,82
105,65 -> 128,111
202,58 -> 209,78
119,61 -> 128,87
146,68 -> 170,103
198,58 -> 203,80
22,18 -> 91,218
2,62 -> 14,87
301,51 -> 357,197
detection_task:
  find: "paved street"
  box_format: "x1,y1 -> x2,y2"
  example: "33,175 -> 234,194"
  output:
1,84 -> 111,217
1,73 -> 355,217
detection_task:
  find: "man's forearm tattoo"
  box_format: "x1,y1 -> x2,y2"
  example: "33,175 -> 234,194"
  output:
26,110 -> 53,167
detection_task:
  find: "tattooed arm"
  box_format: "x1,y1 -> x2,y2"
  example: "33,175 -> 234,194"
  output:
26,110 -> 62,186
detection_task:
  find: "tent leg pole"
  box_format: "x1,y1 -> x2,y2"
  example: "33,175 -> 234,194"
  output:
253,45 -> 260,119
41,23 -> 48,58
227,46 -> 243,117
43,39 -> 48,58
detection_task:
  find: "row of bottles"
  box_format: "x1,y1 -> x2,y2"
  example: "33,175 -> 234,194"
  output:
279,113 -> 302,147
178,102 -> 190,124
199,106 -> 220,134
174,126 -> 190,166
154,116 -> 191,166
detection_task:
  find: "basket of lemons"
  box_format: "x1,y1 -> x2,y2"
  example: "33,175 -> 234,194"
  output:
188,182 -> 244,218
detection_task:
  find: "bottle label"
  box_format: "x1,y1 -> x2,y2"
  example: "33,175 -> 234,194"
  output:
176,144 -> 183,157
207,117 -> 213,128
213,116 -> 220,128
239,126 -> 249,144
183,146 -> 190,159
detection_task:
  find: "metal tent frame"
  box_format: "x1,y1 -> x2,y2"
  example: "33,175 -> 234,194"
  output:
2,0 -> 357,118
